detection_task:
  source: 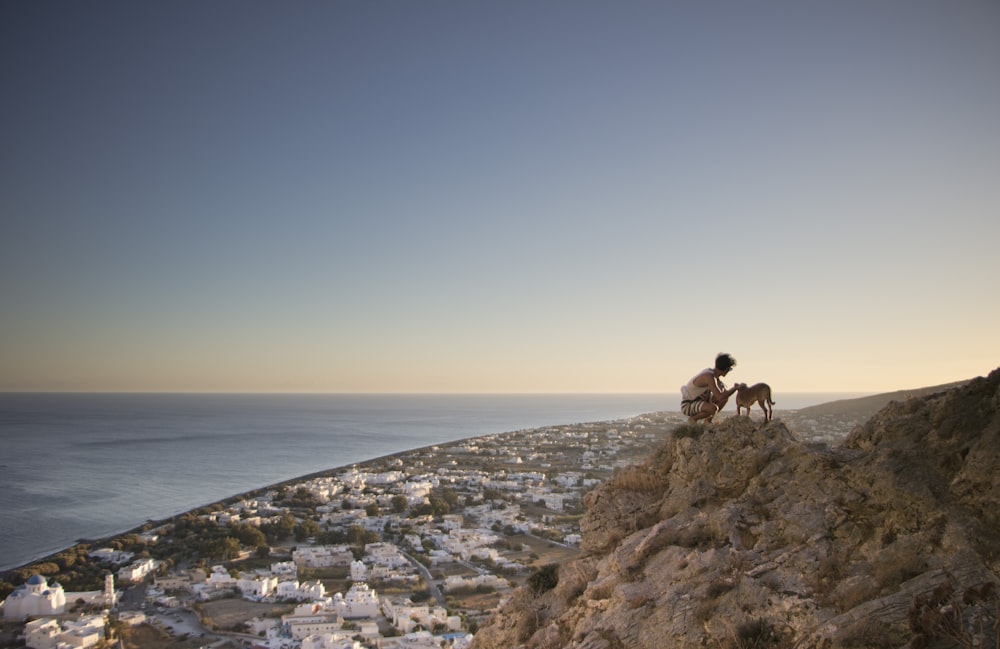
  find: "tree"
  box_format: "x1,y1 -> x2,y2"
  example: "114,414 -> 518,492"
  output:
346,525 -> 378,546
391,495 -> 408,513
233,524 -> 267,548
264,513 -> 297,542
295,519 -> 321,542
203,537 -> 241,561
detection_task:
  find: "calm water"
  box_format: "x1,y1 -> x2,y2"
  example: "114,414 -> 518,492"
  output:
0,392 -> 856,572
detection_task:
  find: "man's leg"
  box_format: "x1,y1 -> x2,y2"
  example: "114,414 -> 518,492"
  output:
694,400 -> 719,423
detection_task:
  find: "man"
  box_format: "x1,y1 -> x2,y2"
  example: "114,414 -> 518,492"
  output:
680,353 -> 745,423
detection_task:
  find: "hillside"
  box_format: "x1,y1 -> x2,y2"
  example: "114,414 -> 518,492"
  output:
793,380 -> 971,419
471,369 -> 1000,649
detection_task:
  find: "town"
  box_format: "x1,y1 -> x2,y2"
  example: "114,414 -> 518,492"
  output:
2,411 -> 693,649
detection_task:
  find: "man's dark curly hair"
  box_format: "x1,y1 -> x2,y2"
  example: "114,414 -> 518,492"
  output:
715,353 -> 736,372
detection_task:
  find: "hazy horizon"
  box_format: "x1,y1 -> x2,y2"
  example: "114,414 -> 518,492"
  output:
2,2 -> 997,395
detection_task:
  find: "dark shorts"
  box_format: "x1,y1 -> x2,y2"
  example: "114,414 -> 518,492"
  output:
681,395 -> 707,417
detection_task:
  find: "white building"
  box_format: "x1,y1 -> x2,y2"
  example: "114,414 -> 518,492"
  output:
237,574 -> 277,599
117,557 -> 156,583
271,560 -> 298,576
207,566 -> 236,588
332,582 -> 379,619
381,598 -> 455,635
276,579 -> 326,601
88,548 -> 134,565
294,545 -> 355,568
282,602 -> 345,641
350,560 -> 367,582
23,614 -> 106,649
364,542 -> 408,569
401,480 -> 433,503
443,574 -> 508,592
2,575 -> 66,618
377,631 -> 444,649
440,514 -> 464,531
301,633 -> 361,649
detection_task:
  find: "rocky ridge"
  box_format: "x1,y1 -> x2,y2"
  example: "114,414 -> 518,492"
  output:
471,369 -> 1000,649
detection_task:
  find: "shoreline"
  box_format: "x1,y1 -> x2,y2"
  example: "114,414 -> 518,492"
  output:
3,410 -> 666,578
1,390 -> 887,577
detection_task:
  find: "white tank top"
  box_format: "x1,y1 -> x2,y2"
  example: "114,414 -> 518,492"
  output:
680,368 -> 713,401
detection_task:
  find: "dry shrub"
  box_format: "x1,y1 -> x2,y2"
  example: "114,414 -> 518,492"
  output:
723,617 -> 791,649
873,547 -> 924,592
834,618 -> 896,649
586,579 -> 615,601
609,465 -> 667,495
707,578 -> 736,599
811,550 -> 849,601
696,579 -> 734,624
527,563 -> 559,595
837,578 -> 880,614
504,587 -> 543,643
674,424 -> 704,440
695,597 -> 718,623
558,561 -> 595,603
908,580 -> 1000,649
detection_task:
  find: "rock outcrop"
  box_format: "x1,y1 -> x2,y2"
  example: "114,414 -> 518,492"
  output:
471,369 -> 1000,649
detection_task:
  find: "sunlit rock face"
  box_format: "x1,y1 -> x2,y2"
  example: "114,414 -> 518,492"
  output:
472,369 -> 1000,649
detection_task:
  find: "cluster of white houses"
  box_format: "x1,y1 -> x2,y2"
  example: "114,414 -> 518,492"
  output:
22,615 -> 109,649
3,416 -> 674,648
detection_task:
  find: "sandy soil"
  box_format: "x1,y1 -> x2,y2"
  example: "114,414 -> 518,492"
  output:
119,624 -> 222,649
198,598 -> 292,631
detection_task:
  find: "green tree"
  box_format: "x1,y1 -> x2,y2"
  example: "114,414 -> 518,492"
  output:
233,524 -> 267,548
294,519 -> 321,542
346,525 -> 376,546
391,495 -> 408,513
264,513 -> 297,542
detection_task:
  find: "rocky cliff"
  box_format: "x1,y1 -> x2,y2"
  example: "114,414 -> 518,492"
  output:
471,369 -> 1000,649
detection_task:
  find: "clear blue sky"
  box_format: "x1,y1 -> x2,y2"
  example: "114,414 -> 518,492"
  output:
2,1 -> 998,394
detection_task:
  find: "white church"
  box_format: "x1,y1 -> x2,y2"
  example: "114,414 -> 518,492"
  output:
2,573 -> 116,619
2,575 -> 67,618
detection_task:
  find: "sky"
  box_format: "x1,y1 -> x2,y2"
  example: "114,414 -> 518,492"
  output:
1,1 -> 998,395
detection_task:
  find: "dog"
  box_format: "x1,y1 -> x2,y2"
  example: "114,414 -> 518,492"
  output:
736,383 -> 775,422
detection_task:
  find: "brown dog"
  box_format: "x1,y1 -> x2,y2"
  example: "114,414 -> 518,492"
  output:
736,383 -> 775,422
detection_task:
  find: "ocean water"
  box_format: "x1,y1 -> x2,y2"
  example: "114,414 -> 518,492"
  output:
0,391 -> 857,572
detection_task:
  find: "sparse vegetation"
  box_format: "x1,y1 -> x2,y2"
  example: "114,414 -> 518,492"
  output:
527,563 -> 559,595
726,617 -> 788,649
673,424 -> 705,440
908,580 -> 1000,649
608,465 -> 666,494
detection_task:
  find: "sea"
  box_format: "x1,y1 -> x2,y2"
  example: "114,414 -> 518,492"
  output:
0,391 -> 861,572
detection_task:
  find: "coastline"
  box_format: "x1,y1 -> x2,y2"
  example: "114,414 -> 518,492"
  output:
2,410 -> 672,578
1,391 -> 877,576
0,392 -> 679,573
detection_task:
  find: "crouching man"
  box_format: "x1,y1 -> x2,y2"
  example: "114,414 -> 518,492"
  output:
680,353 -> 745,423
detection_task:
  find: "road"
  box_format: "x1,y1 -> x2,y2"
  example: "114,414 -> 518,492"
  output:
400,550 -> 446,607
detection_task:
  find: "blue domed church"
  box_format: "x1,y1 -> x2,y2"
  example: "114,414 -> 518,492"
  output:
1,574 -> 67,618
